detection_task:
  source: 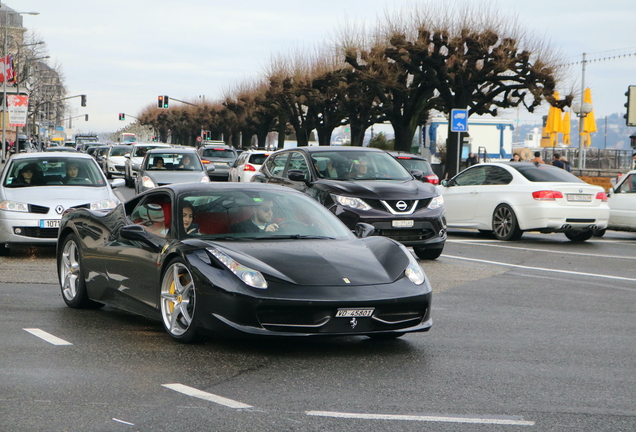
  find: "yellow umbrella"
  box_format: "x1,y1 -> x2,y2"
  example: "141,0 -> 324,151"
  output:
543,91 -> 563,147
561,111 -> 571,146
582,88 -> 597,147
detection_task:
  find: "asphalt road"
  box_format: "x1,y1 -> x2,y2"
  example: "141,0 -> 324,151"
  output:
1,225 -> 635,432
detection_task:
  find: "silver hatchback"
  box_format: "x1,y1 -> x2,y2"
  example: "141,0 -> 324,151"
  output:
0,152 -> 124,255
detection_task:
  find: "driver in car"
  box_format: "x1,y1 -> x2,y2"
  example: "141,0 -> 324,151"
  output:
230,199 -> 279,233
348,159 -> 369,179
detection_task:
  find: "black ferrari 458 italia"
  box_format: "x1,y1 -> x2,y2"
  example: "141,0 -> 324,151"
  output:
57,183 -> 432,343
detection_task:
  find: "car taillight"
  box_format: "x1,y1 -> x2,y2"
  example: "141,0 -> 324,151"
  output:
424,174 -> 439,185
596,192 -> 608,202
532,190 -> 563,200
243,164 -> 256,172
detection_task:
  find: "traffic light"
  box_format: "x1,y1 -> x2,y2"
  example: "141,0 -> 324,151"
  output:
119,113 -> 125,121
204,130 -> 212,141
158,95 -> 170,109
625,85 -> 636,127
85,114 -> 89,121
81,95 -> 86,107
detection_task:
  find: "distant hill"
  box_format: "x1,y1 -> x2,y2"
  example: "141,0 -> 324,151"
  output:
517,112 -> 635,149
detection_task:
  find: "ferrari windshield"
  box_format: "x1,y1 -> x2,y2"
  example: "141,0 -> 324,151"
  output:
3,157 -> 106,188
179,189 -> 355,240
311,151 -> 412,181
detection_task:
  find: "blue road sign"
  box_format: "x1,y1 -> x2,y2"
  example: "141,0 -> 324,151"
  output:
451,109 -> 468,132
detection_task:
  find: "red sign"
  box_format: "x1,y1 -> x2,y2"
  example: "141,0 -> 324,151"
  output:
196,136 -> 202,142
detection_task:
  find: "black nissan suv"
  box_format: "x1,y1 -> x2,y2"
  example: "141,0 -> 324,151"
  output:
252,147 -> 446,260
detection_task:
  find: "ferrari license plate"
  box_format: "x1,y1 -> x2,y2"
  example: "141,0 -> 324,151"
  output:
336,308 -> 374,318
40,219 -> 61,228
567,194 -> 592,202
392,220 -> 414,228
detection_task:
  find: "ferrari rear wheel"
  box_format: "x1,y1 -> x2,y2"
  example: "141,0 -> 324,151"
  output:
492,205 -> 523,241
160,259 -> 200,343
59,234 -> 103,309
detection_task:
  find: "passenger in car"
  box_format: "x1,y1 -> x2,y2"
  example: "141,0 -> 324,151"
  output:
152,157 -> 166,169
182,202 -> 199,235
178,155 -> 194,169
12,163 -> 43,186
230,199 -> 279,233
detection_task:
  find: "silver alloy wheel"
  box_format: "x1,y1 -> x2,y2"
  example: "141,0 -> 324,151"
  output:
493,206 -> 513,239
160,262 -> 196,337
60,239 -> 80,301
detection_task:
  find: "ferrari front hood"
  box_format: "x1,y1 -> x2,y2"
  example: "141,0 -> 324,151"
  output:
211,237 -> 408,286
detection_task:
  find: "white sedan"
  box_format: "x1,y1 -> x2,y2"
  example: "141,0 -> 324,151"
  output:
437,162 -> 609,241
229,149 -> 270,182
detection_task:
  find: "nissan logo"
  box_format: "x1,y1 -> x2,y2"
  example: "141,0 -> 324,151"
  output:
396,201 -> 408,211
55,205 -> 65,214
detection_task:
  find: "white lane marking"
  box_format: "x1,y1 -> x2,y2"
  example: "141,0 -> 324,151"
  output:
23,328 -> 72,346
306,411 -> 534,426
442,255 -> 636,282
162,384 -> 252,409
448,240 -> 636,260
112,418 -> 134,425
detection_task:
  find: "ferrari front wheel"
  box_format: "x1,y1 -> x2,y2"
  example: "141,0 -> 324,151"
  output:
160,259 -> 200,343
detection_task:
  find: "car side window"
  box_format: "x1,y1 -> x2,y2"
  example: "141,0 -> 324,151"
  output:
129,194 -> 172,237
617,174 -> 635,193
483,166 -> 513,185
453,166 -> 487,186
286,152 -> 310,178
266,153 -> 289,178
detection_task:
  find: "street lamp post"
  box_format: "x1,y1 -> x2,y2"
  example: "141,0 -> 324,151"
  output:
1,7 -> 39,162
572,101 -> 593,170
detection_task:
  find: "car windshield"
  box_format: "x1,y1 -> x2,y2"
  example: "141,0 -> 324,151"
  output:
511,164 -> 585,183
3,157 -> 106,188
109,146 -> 130,157
145,153 -> 203,171
201,149 -> 234,158
178,190 -> 355,240
311,151 -> 412,180
134,146 -> 163,158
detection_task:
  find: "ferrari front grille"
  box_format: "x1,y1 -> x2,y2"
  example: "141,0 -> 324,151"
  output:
257,310 -> 330,328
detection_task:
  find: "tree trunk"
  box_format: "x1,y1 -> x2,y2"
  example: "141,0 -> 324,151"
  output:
392,121 -> 416,152
349,122 -> 366,147
445,124 -> 462,179
316,126 -> 334,146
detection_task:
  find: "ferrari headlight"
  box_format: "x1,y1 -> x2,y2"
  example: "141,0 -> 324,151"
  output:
90,199 -> 119,211
141,176 -> 156,189
399,244 -> 425,285
428,195 -> 444,210
331,194 -> 372,211
200,175 -> 210,183
0,200 -> 28,212
207,247 -> 268,289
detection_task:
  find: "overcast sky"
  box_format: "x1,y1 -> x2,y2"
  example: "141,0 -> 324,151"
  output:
16,0 -> 636,135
